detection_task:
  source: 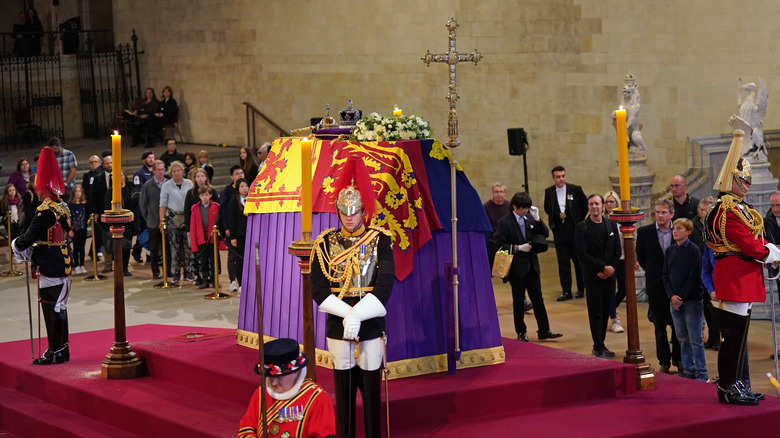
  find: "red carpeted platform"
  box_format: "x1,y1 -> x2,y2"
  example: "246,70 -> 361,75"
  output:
0,325 -> 778,437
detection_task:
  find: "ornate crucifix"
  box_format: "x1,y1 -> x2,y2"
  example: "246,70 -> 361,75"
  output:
421,17 -> 483,148
421,17 -> 482,374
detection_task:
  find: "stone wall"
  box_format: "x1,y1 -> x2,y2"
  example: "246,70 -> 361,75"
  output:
112,0 -> 780,222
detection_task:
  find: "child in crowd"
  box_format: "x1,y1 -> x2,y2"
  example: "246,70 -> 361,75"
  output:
228,178 -> 249,290
197,150 -> 214,182
1,184 -> 24,243
663,218 -> 707,381
189,185 -> 221,289
67,184 -> 90,274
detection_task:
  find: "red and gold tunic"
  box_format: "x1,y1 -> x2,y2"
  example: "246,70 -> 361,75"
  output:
706,194 -> 767,302
238,380 -> 336,438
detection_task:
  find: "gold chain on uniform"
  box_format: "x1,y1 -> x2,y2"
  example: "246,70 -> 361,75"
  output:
311,228 -> 362,299
717,194 -> 764,252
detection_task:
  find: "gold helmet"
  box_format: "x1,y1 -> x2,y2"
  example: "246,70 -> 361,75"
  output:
713,129 -> 752,193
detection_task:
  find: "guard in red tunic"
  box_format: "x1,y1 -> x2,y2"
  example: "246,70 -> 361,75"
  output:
238,338 -> 336,438
12,146 -> 72,365
705,129 -> 780,405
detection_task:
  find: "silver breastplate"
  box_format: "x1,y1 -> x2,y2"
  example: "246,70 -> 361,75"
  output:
327,232 -> 379,289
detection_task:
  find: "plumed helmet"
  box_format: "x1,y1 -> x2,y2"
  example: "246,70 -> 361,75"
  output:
35,146 -> 65,198
713,129 -> 751,193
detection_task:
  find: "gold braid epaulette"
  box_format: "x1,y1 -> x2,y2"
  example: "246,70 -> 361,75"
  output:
368,224 -> 392,238
37,198 -> 72,228
716,194 -> 764,252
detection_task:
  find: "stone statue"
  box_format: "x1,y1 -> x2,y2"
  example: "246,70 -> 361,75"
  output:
729,77 -> 769,162
612,73 -> 645,154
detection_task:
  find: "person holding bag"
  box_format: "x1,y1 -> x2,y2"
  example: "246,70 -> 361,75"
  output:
495,192 -> 562,342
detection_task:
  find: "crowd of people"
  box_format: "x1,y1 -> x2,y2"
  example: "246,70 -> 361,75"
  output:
484,158 -> 778,405
3,136 -> 273,293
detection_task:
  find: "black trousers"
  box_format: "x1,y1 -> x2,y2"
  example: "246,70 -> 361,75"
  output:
648,291 -> 680,366
71,228 -> 87,267
147,227 -> 162,276
553,227 -> 584,294
585,275 -> 615,351
508,271 -> 550,335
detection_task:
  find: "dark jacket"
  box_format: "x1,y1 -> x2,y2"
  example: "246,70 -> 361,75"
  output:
574,217 -> 621,277
764,208 -> 780,245
494,212 -> 549,281
636,223 -> 668,297
663,239 -> 702,301
543,183 -> 588,234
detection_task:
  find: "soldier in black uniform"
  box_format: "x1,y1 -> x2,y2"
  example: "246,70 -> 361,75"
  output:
311,156 -> 394,438
13,146 -> 72,365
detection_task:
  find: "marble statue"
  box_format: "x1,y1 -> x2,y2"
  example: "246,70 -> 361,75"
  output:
729,78 -> 769,162
612,73 -> 645,154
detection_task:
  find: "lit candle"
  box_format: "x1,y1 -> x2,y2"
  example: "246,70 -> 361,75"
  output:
111,131 -> 122,205
393,106 -> 402,117
615,107 -> 630,202
300,137 -> 313,234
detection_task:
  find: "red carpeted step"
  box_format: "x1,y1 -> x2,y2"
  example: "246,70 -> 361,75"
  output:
389,373 -> 780,437
0,386 -> 139,438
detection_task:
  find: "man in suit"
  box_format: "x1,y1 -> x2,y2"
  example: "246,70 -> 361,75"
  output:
575,194 -> 622,358
544,165 -> 588,301
636,198 -> 681,374
89,155 -> 114,273
495,192 -> 563,342
764,191 -> 780,360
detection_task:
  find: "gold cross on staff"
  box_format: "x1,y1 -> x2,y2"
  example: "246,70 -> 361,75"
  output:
421,17 -> 483,148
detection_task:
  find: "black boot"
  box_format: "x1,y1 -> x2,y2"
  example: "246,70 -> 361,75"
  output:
33,344 -> 69,365
333,368 -> 358,438
361,368 -> 383,438
718,382 -> 759,405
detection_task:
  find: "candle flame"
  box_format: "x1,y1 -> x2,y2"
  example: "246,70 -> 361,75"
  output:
394,105 -> 399,111
113,130 -> 119,135
618,105 -> 624,111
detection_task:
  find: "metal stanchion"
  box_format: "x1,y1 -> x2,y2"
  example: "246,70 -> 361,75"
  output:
205,225 -> 229,300
1,211 -> 23,277
154,219 -> 178,288
84,214 -> 107,281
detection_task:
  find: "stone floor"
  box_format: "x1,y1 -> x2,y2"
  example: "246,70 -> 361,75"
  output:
1,245 -> 779,397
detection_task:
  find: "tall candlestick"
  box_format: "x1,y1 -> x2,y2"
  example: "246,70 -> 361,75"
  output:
615,107 -> 630,202
111,131 -> 122,205
393,106 -> 402,117
300,137 -> 313,234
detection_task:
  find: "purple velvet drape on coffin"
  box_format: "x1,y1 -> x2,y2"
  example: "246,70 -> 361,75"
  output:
237,212 -> 503,362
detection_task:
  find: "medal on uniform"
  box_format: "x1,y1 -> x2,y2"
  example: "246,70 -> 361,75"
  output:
559,212 -> 566,223
269,423 -> 281,435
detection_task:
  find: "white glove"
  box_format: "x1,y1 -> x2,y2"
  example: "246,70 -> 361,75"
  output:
517,243 -> 532,253
529,206 -> 540,221
342,293 -> 387,340
763,243 -> 780,265
342,312 -> 361,340
11,238 -> 29,262
318,294 -> 353,318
